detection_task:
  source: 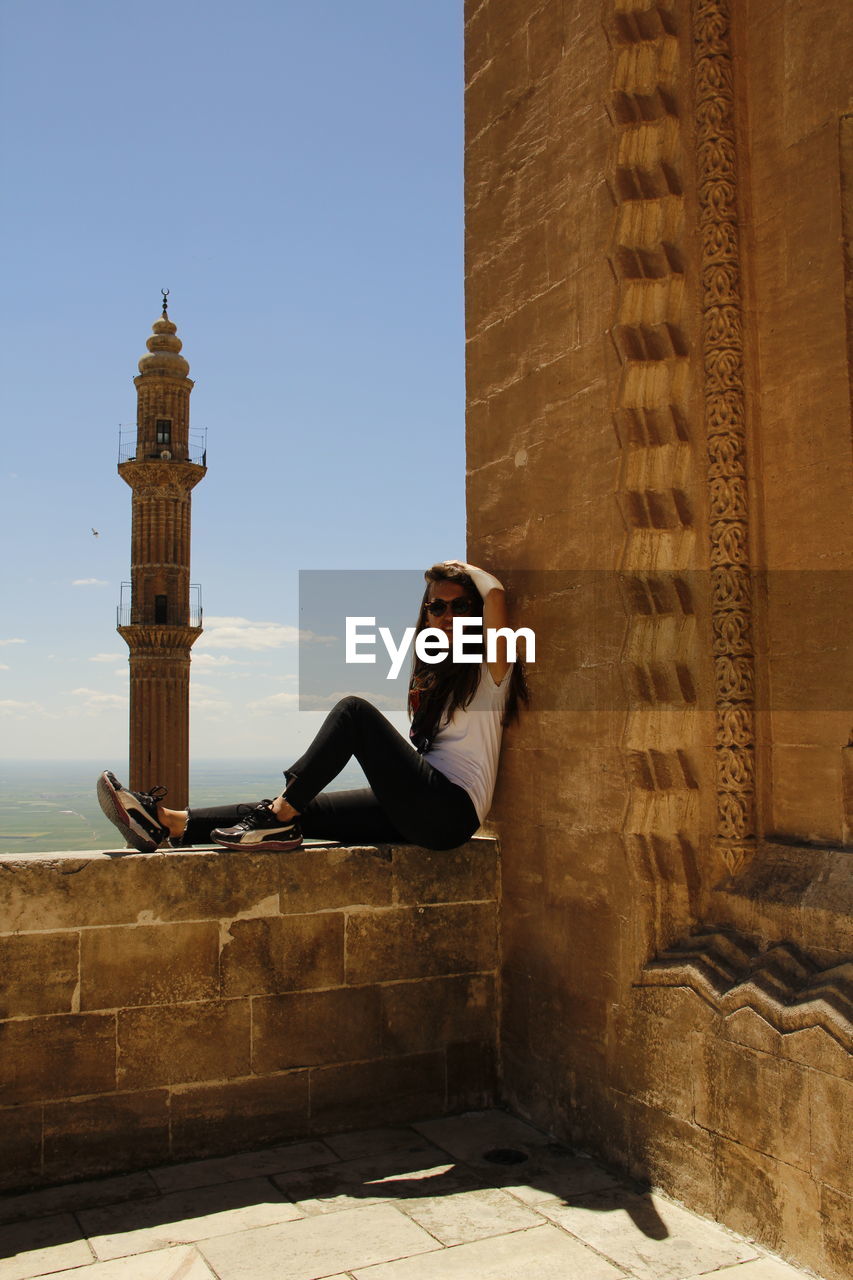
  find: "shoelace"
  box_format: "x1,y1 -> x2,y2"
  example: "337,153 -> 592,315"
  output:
234,800 -> 279,830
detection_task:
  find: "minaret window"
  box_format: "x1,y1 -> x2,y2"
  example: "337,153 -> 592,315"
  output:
155,594 -> 168,624
156,419 -> 172,446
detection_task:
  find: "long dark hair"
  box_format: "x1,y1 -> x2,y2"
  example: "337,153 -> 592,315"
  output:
408,562 -> 529,752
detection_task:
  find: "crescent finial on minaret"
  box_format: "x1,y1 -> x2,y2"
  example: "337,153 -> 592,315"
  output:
161,288 -> 170,316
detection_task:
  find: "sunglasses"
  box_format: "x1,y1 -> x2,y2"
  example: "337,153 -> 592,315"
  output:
425,597 -> 478,617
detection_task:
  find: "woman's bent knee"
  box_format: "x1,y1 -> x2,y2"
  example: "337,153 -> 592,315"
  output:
333,695 -> 374,717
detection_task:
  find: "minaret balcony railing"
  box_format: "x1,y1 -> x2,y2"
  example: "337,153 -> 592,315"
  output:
117,582 -> 203,629
117,426 -> 208,466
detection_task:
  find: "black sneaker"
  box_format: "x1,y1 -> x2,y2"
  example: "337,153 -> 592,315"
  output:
211,801 -> 303,852
97,770 -> 171,852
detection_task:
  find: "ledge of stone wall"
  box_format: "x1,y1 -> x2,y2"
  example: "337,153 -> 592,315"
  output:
710,841 -> 853,966
0,838 -> 499,1193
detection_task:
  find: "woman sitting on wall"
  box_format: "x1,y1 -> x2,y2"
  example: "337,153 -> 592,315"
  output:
97,560 -> 527,853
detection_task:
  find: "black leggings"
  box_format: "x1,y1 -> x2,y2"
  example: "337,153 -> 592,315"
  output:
182,696 -> 480,851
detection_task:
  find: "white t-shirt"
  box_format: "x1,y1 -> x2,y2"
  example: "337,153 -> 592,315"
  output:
423,662 -> 513,823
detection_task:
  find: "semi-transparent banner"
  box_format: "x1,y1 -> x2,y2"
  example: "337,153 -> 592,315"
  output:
297,570 -> 852,712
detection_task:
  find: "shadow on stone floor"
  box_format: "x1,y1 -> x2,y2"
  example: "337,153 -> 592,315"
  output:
0,1116 -> 672,1257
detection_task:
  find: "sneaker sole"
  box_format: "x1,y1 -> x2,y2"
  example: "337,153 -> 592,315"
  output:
213,835 -> 303,852
97,772 -> 162,853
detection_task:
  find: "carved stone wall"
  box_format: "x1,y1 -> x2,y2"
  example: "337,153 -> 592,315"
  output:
465,2 -> 852,1276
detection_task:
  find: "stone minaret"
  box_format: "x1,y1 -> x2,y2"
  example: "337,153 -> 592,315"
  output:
117,295 -> 206,807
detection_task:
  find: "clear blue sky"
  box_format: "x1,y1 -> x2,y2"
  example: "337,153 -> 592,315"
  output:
0,0 -> 465,760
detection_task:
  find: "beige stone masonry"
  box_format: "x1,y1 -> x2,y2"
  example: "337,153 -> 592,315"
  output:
0,838 -> 498,1193
464,0 -> 852,1276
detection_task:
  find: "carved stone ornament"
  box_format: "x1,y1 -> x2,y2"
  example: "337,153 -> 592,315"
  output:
694,0 -> 756,875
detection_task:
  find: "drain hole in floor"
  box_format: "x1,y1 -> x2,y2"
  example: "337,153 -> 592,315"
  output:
482,1147 -> 529,1165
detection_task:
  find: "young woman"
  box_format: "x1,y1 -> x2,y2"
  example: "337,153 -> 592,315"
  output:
97,560 -> 527,854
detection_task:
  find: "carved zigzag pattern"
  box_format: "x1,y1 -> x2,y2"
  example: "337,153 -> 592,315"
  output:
638,932 -> 853,1047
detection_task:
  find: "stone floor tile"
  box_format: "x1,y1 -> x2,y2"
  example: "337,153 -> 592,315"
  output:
78,1177 -> 302,1260
413,1111 -> 551,1166
38,1244 -> 217,1278
350,1223 -> 625,1279
324,1126 -> 445,1162
685,1260 -> 817,1279
499,1152 -> 623,1206
0,1171 -> 160,1226
273,1147 -> 478,1215
0,1213 -> 93,1280
198,1202 -> 440,1280
396,1185 -> 544,1245
148,1139 -> 338,1194
541,1188 -> 759,1280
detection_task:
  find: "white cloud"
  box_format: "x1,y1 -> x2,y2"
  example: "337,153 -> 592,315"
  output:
247,692 -> 301,713
0,638 -> 25,646
196,616 -> 333,652
72,578 -> 108,587
91,653 -> 124,663
69,687 -> 128,711
0,664 -> 8,671
191,653 -> 238,668
0,699 -> 49,716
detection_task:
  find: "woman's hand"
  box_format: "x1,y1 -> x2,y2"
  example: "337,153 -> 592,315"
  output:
444,559 -> 511,684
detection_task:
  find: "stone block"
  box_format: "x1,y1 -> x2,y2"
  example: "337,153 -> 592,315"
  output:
445,1040 -> 497,1111
465,26 -> 530,145
350,1223 -> 625,1279
782,1027 -> 853,1080
345,903 -> 497,985
0,1170 -> 159,1226
821,1183 -> 853,1280
722,1007 -> 785,1057
0,1104 -> 42,1192
399,1184 -> 542,1246
323,1126 -> 448,1163
501,897 -> 618,1003
150,1139 -> 336,1194
0,1213 -> 93,1280
625,1100 -> 716,1219
694,1038 -> 811,1171
527,2 -> 566,83
42,1090 -> 170,1183
80,922 -> 219,1010
310,1052 -> 446,1132
79,1179 -> 303,1260
0,849 -> 279,933
390,840 -> 497,906
0,931 -> 78,1019
199,1202 -> 438,1280
220,913 -> 344,997
712,1135 -> 823,1272
279,846 -> 392,912
0,1013 -> 115,1106
44,1247 -> 220,1279
770,744 -> 845,846
170,1071 -> 310,1160
380,975 -> 495,1055
541,1187 -> 757,1279
117,999 -> 251,1089
252,987 -> 382,1072
610,1005 -> 696,1116
809,1071 -> 853,1195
